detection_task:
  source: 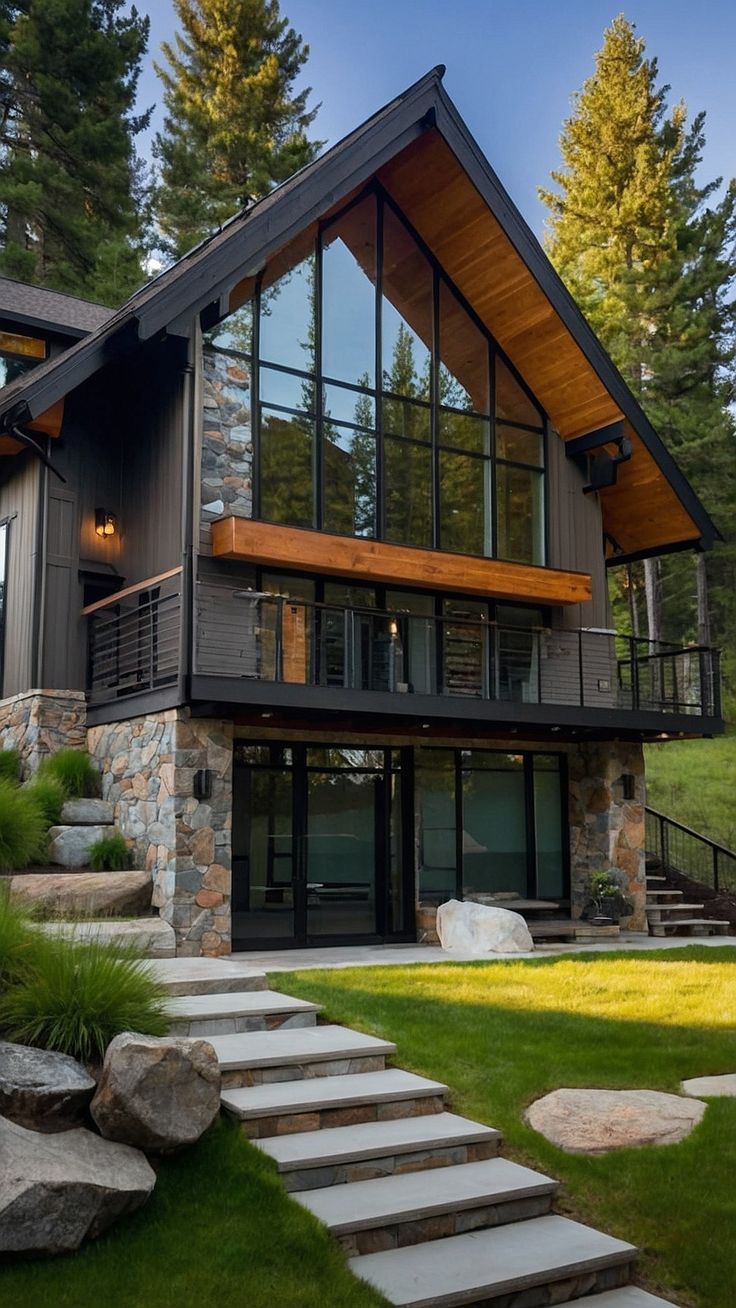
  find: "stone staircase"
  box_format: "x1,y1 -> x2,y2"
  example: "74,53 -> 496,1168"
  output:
646,864 -> 729,939
153,958 -> 678,1308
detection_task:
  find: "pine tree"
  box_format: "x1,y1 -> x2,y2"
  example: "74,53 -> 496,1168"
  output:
0,0 -> 151,304
154,0 -> 321,259
540,15 -> 736,669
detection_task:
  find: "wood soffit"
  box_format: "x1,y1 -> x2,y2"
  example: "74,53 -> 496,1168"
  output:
211,517 -> 592,607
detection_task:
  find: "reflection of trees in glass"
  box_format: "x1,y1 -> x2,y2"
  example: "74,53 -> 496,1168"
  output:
205,302 -> 253,354
260,411 -> 314,528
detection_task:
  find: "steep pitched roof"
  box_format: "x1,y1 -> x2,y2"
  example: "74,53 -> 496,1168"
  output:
0,276 -> 113,337
0,66 -> 719,561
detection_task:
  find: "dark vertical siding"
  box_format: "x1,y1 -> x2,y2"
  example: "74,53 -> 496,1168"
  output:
0,454 -> 40,695
546,429 -> 609,630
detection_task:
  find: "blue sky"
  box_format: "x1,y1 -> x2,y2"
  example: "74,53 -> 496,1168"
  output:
138,1 -> 736,237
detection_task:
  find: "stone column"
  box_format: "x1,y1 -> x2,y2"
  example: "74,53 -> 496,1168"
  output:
0,689 -> 87,777
568,740 -> 647,932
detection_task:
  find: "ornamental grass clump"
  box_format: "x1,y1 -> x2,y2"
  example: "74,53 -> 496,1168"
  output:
0,890 -> 39,984
0,779 -> 48,871
88,831 -> 131,871
0,936 -> 170,1065
23,776 -> 66,829
0,747 -> 21,784
36,748 -> 100,799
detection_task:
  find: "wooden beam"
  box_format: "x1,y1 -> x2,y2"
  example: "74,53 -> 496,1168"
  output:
80,565 -> 183,616
211,518 -> 592,606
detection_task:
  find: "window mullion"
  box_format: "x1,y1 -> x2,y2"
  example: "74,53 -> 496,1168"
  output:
431,270 -> 440,550
376,194 -> 384,541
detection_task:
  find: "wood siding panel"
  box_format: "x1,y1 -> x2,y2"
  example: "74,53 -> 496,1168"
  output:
546,430 -> 609,630
211,517 -> 592,607
0,455 -> 39,695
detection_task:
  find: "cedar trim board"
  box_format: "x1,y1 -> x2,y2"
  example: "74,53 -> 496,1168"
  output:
187,676 -> 725,739
0,66 -> 717,553
211,518 -> 591,607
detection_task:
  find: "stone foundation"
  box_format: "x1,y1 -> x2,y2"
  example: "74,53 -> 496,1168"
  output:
568,740 -> 647,932
87,710 -> 233,957
0,689 -> 87,777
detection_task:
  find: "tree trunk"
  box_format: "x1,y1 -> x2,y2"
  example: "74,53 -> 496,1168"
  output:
627,564 -> 640,637
695,553 -> 711,647
643,557 -> 661,643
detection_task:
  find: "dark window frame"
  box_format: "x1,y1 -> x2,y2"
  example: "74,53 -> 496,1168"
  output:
0,517 -> 10,695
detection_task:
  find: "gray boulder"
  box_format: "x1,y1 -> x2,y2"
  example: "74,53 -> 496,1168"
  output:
0,1113 -> 155,1255
47,824 -> 115,868
0,1041 -> 96,1132
61,799 -> 114,826
10,871 -> 152,918
91,1033 -> 221,1152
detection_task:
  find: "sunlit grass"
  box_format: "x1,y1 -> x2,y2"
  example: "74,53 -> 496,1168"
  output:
281,949 -> 736,1308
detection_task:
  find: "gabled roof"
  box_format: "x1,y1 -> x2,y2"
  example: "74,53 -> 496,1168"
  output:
0,276 -> 113,337
0,66 -> 719,562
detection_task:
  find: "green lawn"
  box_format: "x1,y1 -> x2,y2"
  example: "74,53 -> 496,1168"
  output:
645,733 -> 736,849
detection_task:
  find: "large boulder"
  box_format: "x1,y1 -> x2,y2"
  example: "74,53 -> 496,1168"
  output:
0,1114 -> 155,1256
91,1033 -> 221,1152
437,898 -> 534,954
526,1087 -> 706,1153
47,824 -> 114,868
9,871 -> 152,918
0,1040 -> 96,1132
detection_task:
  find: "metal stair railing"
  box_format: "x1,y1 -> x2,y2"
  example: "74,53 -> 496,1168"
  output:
645,805 -> 736,896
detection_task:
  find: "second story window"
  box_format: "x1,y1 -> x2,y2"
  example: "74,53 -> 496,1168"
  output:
0,330 -> 46,388
204,186 -> 548,566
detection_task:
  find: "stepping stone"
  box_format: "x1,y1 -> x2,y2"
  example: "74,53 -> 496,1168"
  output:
208,1025 -> 396,1088
166,989 -> 320,1036
9,870 -> 151,917
348,1213 -> 637,1305
256,1111 -> 501,1191
146,957 -> 267,995
682,1073 -> 736,1098
526,1088 -> 706,1153
296,1157 -> 558,1250
576,1290 -> 678,1307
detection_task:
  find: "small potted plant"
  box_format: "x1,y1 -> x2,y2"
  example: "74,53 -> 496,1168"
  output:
587,870 -> 626,924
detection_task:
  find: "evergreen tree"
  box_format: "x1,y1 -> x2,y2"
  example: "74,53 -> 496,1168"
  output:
540,15 -> 736,672
154,0 -> 321,259
0,0 -> 151,304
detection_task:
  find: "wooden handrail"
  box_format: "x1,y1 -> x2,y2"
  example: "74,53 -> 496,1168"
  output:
81,565 -> 183,617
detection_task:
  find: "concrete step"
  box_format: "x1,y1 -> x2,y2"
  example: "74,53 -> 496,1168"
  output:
575,1290 -> 677,1307
146,957 -> 267,996
256,1111 -> 502,1192
35,915 -> 175,957
167,989 -> 320,1036
646,903 -> 705,921
348,1213 -> 637,1305
646,875 -> 666,883
650,918 -> 730,937
296,1157 -> 558,1254
645,889 -> 683,899
208,1024 -> 396,1089
222,1068 -> 448,1138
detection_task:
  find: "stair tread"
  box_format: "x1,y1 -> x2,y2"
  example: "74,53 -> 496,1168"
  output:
647,903 -> 705,913
208,1024 -> 395,1070
296,1158 -> 556,1232
167,990 -> 319,1020
146,958 -> 267,995
348,1214 -> 637,1306
255,1111 -> 501,1171
221,1069 -> 447,1119
652,918 -> 729,926
646,890 -> 684,898
576,1290 -> 677,1307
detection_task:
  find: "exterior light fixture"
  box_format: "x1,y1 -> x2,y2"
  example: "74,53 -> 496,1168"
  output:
95,508 -> 117,538
193,769 -> 212,800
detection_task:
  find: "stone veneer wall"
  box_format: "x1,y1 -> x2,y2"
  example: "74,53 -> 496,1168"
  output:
567,740 -> 647,932
87,710 -> 233,956
0,689 -> 87,777
201,346 -> 252,537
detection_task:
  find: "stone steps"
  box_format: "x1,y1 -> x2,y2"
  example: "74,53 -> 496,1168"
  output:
166,989 -> 320,1036
222,1068 -> 448,1139
645,888 -> 684,899
650,918 -> 729,937
36,915 -> 175,957
4,870 -> 152,917
296,1157 -> 558,1254
207,1025 -> 396,1088
255,1112 -> 502,1192
347,1214 -> 638,1306
150,957 -> 267,995
646,903 -> 705,922
579,1290 -> 685,1307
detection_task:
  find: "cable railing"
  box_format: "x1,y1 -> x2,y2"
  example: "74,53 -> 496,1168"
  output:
194,582 -> 721,718
646,806 -> 736,896
85,568 -> 182,705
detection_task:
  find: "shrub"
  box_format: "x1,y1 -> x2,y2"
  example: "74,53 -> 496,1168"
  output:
0,937 -> 170,1064
36,749 -> 100,799
24,776 -> 66,829
0,891 -> 39,984
88,831 -> 131,872
0,779 -> 48,871
0,747 -> 20,784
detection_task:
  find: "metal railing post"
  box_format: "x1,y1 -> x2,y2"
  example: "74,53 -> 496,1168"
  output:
631,637 -> 640,711
713,847 -> 720,895
274,598 -> 284,683
578,629 -> 584,706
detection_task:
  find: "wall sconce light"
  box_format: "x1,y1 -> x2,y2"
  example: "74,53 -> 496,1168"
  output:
621,773 -> 636,801
193,768 -> 212,800
95,508 -> 117,538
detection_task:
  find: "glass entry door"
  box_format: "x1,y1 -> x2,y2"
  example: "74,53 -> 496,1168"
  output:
232,743 -> 409,948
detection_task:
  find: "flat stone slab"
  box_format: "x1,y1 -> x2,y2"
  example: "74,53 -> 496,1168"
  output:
47,824 -> 114,868
36,916 -> 176,958
166,990 -> 319,1022
349,1214 -> 636,1305
0,1041 -> 95,1132
146,957 -> 267,995
256,1111 -> 501,1172
9,871 -> 151,917
576,1290 -> 678,1307
681,1073 -> 736,1098
525,1088 -> 706,1153
61,799 -> 114,825
208,1024 -> 396,1071
221,1069 -> 448,1121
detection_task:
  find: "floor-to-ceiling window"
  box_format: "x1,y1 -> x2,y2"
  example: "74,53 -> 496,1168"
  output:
204,185 -> 547,566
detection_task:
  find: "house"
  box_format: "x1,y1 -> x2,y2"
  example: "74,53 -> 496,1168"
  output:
0,68 -> 723,957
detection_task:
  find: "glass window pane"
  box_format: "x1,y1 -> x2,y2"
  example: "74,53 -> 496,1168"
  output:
417,750 -> 457,903
323,382 -> 374,428
442,601 -> 489,699
438,409 -> 489,454
496,463 -> 545,564
259,409 -> 314,527
260,365 -> 315,413
439,450 -> 490,555
323,581 -> 376,607
260,251 -> 316,373
496,356 -> 543,428
461,749 -> 523,770
496,423 -> 543,467
496,605 -> 543,627
382,206 -> 432,399
0,353 -> 39,387
261,573 -> 316,602
462,764 -> 528,898
323,425 -> 376,538
496,626 -> 539,702
384,436 -> 432,547
382,395 -> 431,443
322,195 -> 377,387
386,591 -> 435,695
232,765 -> 294,941
438,281 -> 489,414
534,763 -> 565,898
205,302 -> 253,355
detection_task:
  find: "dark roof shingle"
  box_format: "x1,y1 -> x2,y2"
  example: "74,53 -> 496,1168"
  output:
0,276 -> 113,336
